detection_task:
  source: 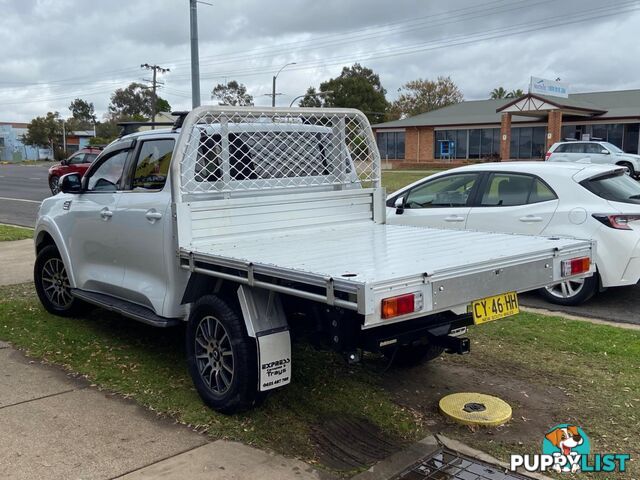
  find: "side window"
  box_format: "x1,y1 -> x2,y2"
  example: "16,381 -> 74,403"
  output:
131,139 -> 175,190
481,174 -> 534,207
67,153 -> 85,165
481,174 -> 557,206
570,143 -> 587,154
86,150 -> 129,192
529,179 -> 558,203
586,143 -> 604,154
554,144 -> 567,153
405,174 -> 478,208
84,153 -> 98,164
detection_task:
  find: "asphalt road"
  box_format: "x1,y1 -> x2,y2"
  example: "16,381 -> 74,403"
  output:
0,163 -> 52,227
0,161 -> 638,325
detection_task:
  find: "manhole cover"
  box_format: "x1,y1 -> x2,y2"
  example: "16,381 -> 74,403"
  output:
311,415 -> 403,470
394,447 -> 532,480
439,392 -> 512,427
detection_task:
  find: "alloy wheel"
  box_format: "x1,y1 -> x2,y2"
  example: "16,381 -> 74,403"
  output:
544,278 -> 585,299
194,315 -> 235,395
41,257 -> 72,308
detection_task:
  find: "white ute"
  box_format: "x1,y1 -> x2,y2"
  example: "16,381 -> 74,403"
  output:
34,107 -> 594,413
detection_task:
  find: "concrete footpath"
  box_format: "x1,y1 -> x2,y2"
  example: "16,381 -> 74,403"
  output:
0,238 -> 34,285
0,239 -> 330,480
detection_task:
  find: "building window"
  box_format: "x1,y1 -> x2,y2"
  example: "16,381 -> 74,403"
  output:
624,124 -> 639,154
510,126 -> 546,159
376,131 -> 405,160
435,130 -> 468,159
468,129 -> 481,159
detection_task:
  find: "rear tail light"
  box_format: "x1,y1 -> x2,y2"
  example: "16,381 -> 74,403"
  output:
561,257 -> 591,277
381,293 -> 422,319
592,214 -> 640,230
545,151 -> 552,161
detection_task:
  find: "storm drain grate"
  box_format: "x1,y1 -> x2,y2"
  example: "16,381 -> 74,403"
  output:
393,448 -> 531,480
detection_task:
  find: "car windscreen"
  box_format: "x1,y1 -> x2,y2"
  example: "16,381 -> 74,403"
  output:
603,142 -> 624,154
581,170 -> 640,204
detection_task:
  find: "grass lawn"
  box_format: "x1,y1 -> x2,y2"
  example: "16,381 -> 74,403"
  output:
0,284 -> 637,477
0,224 -> 33,242
440,313 -> 640,478
381,170 -> 444,193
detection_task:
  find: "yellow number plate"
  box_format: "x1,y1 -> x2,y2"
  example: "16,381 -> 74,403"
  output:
471,292 -> 519,325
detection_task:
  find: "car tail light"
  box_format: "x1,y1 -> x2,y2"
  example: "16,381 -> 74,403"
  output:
381,293 -> 420,319
545,151 -> 552,161
592,214 -> 640,230
561,257 -> 591,277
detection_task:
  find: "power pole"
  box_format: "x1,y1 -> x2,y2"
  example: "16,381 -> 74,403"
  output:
190,0 -> 201,108
141,63 -> 170,127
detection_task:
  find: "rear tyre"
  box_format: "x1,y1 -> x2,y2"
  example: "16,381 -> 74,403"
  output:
537,274 -> 598,306
186,294 -> 263,414
49,176 -> 60,195
34,245 -> 86,316
383,342 -> 445,367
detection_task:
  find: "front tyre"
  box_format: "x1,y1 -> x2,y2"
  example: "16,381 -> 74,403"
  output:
537,274 -> 598,306
186,295 -> 262,414
34,245 -> 86,316
618,161 -> 637,179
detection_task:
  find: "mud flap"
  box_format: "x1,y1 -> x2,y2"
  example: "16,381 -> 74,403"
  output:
257,331 -> 291,391
237,285 -> 291,392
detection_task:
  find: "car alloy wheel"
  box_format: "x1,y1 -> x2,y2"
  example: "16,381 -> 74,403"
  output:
544,278 -> 585,299
50,176 -> 60,194
41,257 -> 73,308
194,315 -> 235,395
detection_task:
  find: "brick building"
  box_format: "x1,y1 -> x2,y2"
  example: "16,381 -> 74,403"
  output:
372,89 -> 640,166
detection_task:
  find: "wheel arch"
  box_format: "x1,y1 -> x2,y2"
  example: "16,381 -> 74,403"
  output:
34,222 -> 77,288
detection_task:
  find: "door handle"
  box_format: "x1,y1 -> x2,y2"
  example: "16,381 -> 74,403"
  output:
444,216 -> 465,222
519,215 -> 543,223
145,210 -> 163,222
100,208 -> 113,220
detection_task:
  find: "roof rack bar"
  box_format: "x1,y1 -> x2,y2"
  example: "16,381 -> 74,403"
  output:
117,121 -> 174,137
171,111 -> 189,131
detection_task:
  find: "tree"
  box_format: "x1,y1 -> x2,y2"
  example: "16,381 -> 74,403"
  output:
490,87 -> 508,99
318,63 -> 389,123
22,112 -> 62,149
389,76 -> 463,119
506,89 -> 524,98
298,87 -> 323,107
108,82 -> 171,120
211,80 -> 253,106
66,98 -> 96,133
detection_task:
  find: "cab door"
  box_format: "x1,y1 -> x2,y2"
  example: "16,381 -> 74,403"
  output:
63,145 -> 133,296
466,172 -> 559,235
386,172 -> 481,229
113,137 -> 175,315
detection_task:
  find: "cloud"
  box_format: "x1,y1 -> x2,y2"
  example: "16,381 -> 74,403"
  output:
0,0 -> 638,121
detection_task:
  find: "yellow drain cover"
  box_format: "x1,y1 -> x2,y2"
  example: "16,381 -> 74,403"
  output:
439,392 -> 512,427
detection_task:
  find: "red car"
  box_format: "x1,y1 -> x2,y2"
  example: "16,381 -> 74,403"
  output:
48,147 -> 102,194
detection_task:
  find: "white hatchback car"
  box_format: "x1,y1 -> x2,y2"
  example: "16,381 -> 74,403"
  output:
386,162 -> 640,305
546,140 -> 640,178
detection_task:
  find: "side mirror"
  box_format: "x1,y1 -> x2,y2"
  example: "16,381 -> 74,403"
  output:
394,196 -> 405,215
601,149 -> 610,155
59,173 -> 83,194
60,159 -> 68,166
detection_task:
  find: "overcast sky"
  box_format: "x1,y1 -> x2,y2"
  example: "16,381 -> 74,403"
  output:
1,0 -> 639,122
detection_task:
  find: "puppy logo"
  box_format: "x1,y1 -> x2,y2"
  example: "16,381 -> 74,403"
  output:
542,424 -> 590,473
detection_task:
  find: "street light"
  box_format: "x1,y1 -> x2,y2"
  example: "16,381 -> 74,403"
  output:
272,62 -> 296,107
289,90 -> 333,108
